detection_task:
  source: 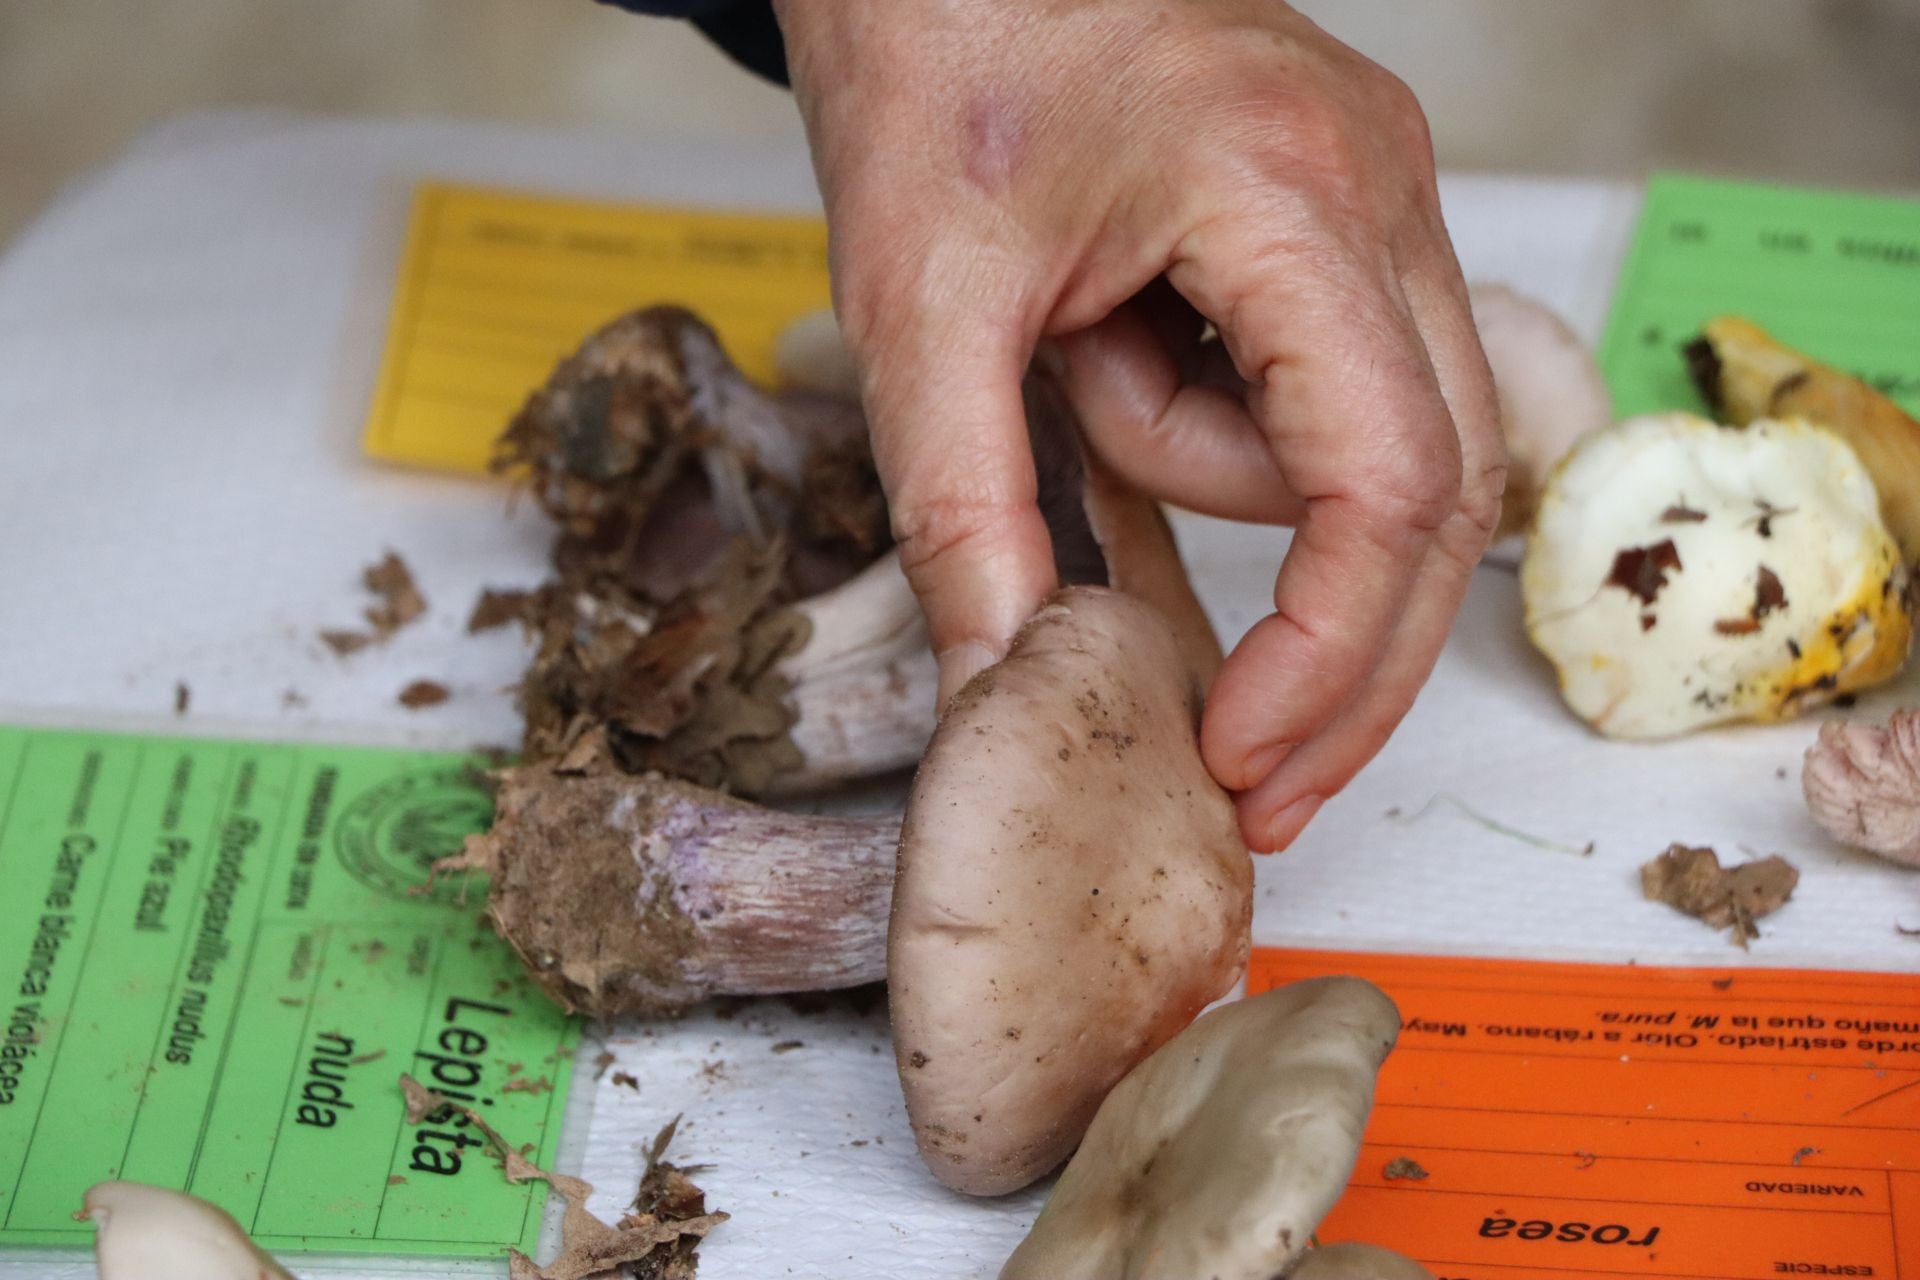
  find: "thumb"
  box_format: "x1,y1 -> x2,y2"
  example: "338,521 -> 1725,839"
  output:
850,286 -> 1058,707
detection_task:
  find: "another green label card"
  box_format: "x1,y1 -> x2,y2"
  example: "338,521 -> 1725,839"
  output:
0,725 -> 577,1257
1600,173 -> 1920,418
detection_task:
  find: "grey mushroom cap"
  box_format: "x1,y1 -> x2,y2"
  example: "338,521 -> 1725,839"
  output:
1289,1243 -> 1435,1280
1000,976 -> 1401,1280
890,585 -> 1252,1197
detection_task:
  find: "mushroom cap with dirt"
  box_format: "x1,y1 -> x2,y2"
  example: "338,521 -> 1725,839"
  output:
1522,412 -> 1912,738
890,585 -> 1252,1196
999,977 -> 1401,1280
80,1180 -> 295,1280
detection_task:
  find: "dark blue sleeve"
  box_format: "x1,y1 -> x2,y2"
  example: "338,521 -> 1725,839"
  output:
596,0 -> 788,85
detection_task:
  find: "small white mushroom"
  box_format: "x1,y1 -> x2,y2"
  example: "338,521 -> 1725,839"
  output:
999,977 -> 1401,1280
892,587 -> 1251,1196
1803,707 -> 1920,867
79,1180 -> 294,1280
1523,412 -> 1912,738
1468,284 -> 1614,540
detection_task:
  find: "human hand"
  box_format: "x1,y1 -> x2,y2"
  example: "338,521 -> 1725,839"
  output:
773,0 -> 1504,851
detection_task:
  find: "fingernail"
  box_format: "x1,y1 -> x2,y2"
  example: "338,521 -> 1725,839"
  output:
1236,741 -> 1293,791
935,641 -> 998,711
1261,794 -> 1324,853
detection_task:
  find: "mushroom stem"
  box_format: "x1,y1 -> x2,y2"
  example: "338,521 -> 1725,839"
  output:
452,760 -> 898,1018
772,550 -> 938,794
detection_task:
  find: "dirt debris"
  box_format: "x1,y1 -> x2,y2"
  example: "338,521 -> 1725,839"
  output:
502,1075 -> 554,1096
1639,844 -> 1799,947
1382,1157 -> 1429,1181
398,679 -> 451,709
399,1075 -> 723,1280
321,629 -> 372,657
470,587 -> 537,634
611,1072 -> 641,1092
364,552 -> 427,634
173,681 -> 190,715
319,550 -> 429,654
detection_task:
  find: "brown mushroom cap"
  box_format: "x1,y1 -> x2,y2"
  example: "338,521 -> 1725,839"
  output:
890,586 -> 1253,1196
999,976 -> 1400,1280
1289,1243 -> 1435,1280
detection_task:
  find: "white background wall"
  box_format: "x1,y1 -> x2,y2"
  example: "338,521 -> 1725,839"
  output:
4,0 -> 1918,245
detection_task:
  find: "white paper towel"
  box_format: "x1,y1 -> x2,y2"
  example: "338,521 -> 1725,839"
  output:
0,112 -> 1913,1280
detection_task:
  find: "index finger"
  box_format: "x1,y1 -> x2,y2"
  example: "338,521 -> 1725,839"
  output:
847,269 -> 1059,707
1167,221 -> 1463,795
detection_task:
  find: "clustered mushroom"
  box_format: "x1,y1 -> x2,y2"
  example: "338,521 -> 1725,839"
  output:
1522,412 -> 1912,737
498,304 -> 928,797
1000,977 -> 1415,1280
454,303 -> 1274,1201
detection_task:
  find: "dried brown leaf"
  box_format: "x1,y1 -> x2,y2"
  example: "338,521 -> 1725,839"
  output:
1640,844 -> 1799,947
364,551 -> 427,635
397,1076 -> 724,1280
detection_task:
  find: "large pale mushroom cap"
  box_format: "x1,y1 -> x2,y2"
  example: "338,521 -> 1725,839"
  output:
1001,977 -> 1400,1279
890,586 -> 1252,1196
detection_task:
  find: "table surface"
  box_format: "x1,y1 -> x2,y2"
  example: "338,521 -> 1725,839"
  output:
0,111 -> 1913,1280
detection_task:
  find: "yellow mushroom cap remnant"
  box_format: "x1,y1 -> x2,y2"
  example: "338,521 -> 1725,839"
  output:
1688,316 -> 1920,568
1522,413 -> 1911,739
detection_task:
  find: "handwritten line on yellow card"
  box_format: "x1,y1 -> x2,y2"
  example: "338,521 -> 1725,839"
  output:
362,182 -> 832,474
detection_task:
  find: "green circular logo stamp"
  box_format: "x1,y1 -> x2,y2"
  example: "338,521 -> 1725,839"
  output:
334,766 -> 494,903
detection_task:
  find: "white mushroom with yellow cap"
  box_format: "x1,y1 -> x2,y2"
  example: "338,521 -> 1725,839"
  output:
1000,976 -> 1403,1280
1522,412 -> 1912,738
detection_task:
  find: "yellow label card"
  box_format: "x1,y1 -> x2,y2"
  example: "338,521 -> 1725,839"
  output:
362,183 -> 832,473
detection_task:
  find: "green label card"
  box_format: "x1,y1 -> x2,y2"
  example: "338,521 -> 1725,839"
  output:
0,725 -> 577,1257
1600,173 -> 1920,418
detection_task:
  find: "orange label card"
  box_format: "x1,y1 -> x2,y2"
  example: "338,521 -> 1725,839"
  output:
1248,948 -> 1920,1280
362,184 -> 831,473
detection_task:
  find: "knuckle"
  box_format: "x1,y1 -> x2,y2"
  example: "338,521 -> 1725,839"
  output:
890,493 -> 1022,580
1360,443 -> 1464,539
1458,457 -> 1509,539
